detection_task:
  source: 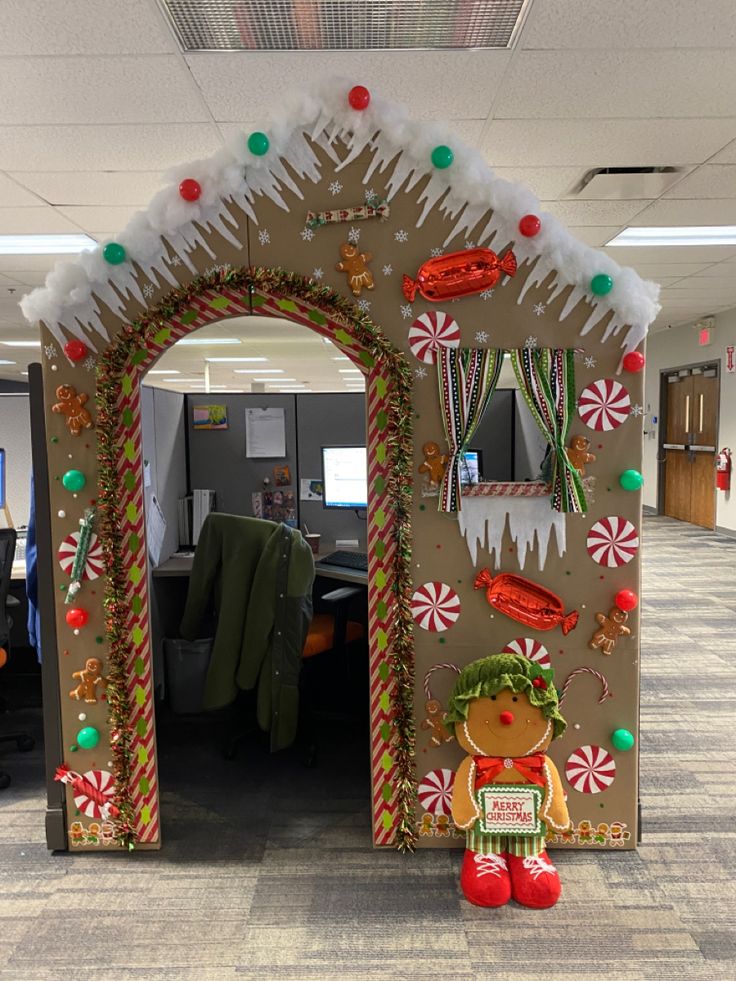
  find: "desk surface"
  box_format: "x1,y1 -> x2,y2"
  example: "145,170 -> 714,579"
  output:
152,550 -> 367,586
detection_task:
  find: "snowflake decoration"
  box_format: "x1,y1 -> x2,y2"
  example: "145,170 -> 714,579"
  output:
258,228 -> 271,246
142,284 -> 154,299
348,226 -> 361,245
382,264 -> 393,276
312,267 -> 324,281
328,180 -> 343,196
414,367 -> 427,380
301,227 -> 315,242
430,247 -> 444,257
400,304 -> 414,320
631,403 -> 644,417
533,303 -> 546,317
395,229 -> 409,243
524,336 -> 538,349
364,187 -> 376,203
475,331 -> 489,344
82,356 -> 96,372
584,356 -> 597,369
465,240 -> 476,249
169,255 -> 182,267
357,299 -> 371,313
480,289 -> 495,301
44,343 -> 58,359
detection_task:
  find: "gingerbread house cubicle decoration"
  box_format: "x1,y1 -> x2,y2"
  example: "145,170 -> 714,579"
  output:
21,80 -> 658,853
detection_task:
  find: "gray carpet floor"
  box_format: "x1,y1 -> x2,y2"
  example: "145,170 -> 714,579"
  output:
1,516 -> 735,980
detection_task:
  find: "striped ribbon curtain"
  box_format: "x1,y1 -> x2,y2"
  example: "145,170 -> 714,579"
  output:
511,347 -> 587,513
437,347 -> 503,513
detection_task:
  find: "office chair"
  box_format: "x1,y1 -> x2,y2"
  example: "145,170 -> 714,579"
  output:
0,528 -> 35,790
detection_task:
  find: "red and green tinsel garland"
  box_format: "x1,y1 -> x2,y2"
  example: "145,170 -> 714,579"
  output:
95,265 -> 417,851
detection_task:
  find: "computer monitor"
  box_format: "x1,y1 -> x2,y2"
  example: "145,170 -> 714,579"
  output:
460,448 -> 483,484
321,446 -> 368,509
0,448 -> 5,509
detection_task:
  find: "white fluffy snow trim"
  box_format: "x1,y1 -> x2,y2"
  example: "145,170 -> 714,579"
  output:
20,76 -> 660,353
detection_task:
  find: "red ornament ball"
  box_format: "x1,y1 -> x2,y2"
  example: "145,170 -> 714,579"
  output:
532,676 -> 548,690
348,85 -> 370,110
623,351 -> 646,373
179,178 -> 202,202
64,339 -> 88,363
519,214 -> 541,237
65,607 -> 89,629
615,589 -> 638,612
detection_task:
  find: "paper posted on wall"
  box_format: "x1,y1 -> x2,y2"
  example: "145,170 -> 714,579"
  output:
245,407 -> 286,458
147,494 -> 166,567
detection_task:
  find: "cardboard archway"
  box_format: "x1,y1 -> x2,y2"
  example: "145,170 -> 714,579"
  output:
22,81 -> 659,852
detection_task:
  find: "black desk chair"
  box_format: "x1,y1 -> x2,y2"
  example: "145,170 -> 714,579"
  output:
0,528 -> 35,790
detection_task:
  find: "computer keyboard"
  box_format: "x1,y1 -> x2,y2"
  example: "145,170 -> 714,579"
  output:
320,550 -> 368,571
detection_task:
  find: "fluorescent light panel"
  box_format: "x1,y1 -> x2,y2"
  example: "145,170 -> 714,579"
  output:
148,369 -> 180,375
1,340 -> 41,347
177,337 -> 241,345
205,357 -> 267,362
608,225 -> 736,246
0,234 -> 96,255
163,377 -> 201,382
233,368 -> 284,374
0,359 -> 17,365
339,368 -> 363,374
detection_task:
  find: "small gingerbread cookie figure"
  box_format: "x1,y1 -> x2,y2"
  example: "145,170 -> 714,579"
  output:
69,657 -> 108,703
52,384 -> 94,436
567,435 -> 596,476
419,813 -> 434,837
589,608 -> 630,656
447,653 -> 570,909
435,814 -> 451,837
335,242 -> 374,296
418,441 -> 449,488
420,697 -> 454,751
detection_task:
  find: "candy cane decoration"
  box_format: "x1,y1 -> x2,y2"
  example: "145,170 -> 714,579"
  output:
306,200 -> 390,229
558,667 -> 612,706
54,764 -> 120,820
423,663 -> 461,700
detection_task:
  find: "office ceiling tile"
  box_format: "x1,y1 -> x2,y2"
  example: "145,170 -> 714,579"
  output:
631,198 -> 736,226
521,0 -> 736,49
661,165 -> 736,199
564,226 -> 624,248
0,173 -> 44,207
0,56 -> 210,126
480,118 -> 736,167
56,206 -> 142,235
543,199 -> 646,227
601,245 -> 736,266
0,0 -> 178,55
711,140 -> 736,164
623,262 -> 718,278
186,49 -> 510,120
0,124 -> 223,172
10,171 -> 165,207
0,206 -> 83,234
492,167 -> 586,199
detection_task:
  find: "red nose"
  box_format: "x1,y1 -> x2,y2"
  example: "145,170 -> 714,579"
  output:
499,711 -> 514,726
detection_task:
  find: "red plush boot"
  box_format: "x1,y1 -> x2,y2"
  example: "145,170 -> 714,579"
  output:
460,850 -> 512,907
507,851 -> 562,909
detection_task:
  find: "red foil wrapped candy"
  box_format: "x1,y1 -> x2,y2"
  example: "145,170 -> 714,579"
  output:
402,247 -> 517,303
474,569 -> 579,635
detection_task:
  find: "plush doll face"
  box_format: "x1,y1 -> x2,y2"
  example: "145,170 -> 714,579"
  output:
454,687 -> 553,758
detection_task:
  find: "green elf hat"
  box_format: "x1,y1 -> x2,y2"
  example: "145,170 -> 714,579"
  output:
444,652 -> 566,740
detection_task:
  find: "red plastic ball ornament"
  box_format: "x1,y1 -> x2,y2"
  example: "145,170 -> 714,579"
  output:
519,214 -> 541,237
179,178 -> 202,202
623,351 -> 646,373
64,339 -> 88,363
65,607 -> 89,629
615,589 -> 638,612
348,85 -> 370,110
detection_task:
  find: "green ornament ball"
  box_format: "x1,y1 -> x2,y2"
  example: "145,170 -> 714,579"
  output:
62,469 -> 86,493
611,728 -> 635,751
619,469 -> 643,491
248,131 -> 270,156
431,145 -> 454,169
591,273 -> 614,295
76,726 -> 100,750
103,242 -> 127,265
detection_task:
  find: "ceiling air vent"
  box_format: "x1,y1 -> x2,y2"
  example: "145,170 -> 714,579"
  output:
571,167 -> 685,201
158,0 -> 531,51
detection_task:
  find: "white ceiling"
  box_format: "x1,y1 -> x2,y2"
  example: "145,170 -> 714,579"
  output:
2,0 -> 736,382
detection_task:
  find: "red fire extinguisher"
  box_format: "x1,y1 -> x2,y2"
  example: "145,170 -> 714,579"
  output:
716,448 -> 732,491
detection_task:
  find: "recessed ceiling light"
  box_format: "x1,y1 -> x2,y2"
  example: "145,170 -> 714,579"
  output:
233,368 -> 284,374
607,226 -> 736,246
163,377 -> 201,382
205,357 -> 268,362
177,337 -> 241,345
0,340 -> 41,347
0,234 -> 97,255
256,377 -> 296,382
332,356 -> 351,361
0,359 -> 17,365
339,368 -> 363,374
148,369 -> 180,375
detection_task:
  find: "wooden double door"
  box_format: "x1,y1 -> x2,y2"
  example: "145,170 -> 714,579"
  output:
661,364 -> 719,529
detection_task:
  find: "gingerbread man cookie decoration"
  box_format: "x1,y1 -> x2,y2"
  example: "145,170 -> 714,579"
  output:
589,607 -> 631,656
335,243 -> 374,297
52,384 -> 94,436
567,435 -> 596,475
418,441 -> 449,487
69,657 -> 108,703
420,697 -> 454,751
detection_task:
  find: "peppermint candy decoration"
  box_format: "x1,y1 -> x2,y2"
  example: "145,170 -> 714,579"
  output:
411,582 -> 461,632
417,767 -> 455,815
587,516 -> 639,567
408,311 -> 460,364
578,379 -> 631,431
501,637 -> 551,670
58,531 -> 103,580
565,745 -> 616,794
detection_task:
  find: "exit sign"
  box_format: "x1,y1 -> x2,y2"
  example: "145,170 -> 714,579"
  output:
699,327 -> 712,346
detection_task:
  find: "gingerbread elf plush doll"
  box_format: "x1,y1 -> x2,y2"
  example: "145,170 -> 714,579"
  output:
446,652 -> 570,909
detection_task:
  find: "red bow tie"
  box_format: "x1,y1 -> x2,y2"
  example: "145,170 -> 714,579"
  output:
474,754 -> 547,789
